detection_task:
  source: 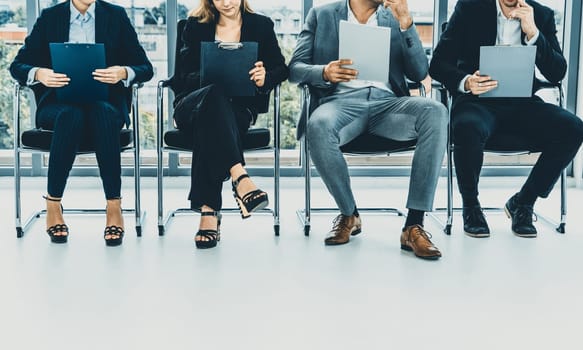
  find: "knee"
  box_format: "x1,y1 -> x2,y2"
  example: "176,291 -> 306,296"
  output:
306,113 -> 336,143
567,116 -> 583,146
205,84 -> 229,104
89,102 -> 123,126
54,106 -> 85,129
452,116 -> 489,146
422,99 -> 449,129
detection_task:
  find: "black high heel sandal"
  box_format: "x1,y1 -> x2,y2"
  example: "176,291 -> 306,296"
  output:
43,195 -> 69,244
104,200 -> 124,247
104,226 -> 125,247
231,174 -> 269,219
195,211 -> 221,249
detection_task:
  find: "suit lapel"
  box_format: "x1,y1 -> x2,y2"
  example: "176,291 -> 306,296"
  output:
55,1 -> 71,42
378,7 -> 402,93
485,0 -> 498,45
335,2 -> 347,39
95,0 -> 108,44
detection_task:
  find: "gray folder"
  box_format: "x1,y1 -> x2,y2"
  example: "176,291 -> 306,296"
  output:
479,46 -> 536,98
49,43 -> 108,103
338,20 -> 391,82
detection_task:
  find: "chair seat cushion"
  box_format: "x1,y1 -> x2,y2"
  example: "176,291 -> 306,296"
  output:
164,128 -> 271,151
21,128 -> 133,152
340,133 -> 417,154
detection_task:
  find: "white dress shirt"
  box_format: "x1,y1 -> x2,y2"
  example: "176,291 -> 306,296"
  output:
458,0 -> 540,93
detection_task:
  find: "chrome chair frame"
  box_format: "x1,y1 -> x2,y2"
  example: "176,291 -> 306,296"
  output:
297,82 -> 428,236
13,82 -> 145,237
156,81 -> 281,236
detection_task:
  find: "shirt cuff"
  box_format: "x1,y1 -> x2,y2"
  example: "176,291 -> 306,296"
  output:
122,67 -> 136,87
526,30 -> 540,45
27,67 -> 40,86
459,74 -> 471,93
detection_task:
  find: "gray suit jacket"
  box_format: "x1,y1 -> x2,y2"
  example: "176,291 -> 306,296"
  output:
289,1 -> 428,139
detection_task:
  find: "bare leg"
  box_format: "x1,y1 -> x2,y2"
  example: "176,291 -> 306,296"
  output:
195,204 -> 219,243
45,195 -> 66,237
105,198 -> 124,240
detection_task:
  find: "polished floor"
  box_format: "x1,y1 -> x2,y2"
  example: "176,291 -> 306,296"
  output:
1,175 -> 582,350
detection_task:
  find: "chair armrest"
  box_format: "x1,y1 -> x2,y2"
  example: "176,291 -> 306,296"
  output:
158,78 -> 172,88
407,80 -> 426,97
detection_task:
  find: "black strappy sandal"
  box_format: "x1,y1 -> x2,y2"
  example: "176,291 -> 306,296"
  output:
195,211 -> 221,249
104,226 -> 125,247
43,195 -> 69,244
231,174 -> 269,219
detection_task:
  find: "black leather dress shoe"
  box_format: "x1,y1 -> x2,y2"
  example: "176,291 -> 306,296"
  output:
462,205 -> 490,238
504,194 -> 537,238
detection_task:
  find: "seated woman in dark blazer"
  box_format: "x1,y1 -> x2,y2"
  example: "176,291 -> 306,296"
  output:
173,0 -> 288,249
10,0 -> 153,246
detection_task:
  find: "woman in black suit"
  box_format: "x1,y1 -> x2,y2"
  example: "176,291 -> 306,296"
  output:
173,0 -> 288,248
10,0 -> 153,246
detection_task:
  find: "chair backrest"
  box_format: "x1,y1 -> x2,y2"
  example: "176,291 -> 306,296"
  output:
172,19 -> 188,79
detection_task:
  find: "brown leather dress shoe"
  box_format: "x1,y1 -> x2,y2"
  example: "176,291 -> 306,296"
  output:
324,214 -> 362,246
400,224 -> 442,260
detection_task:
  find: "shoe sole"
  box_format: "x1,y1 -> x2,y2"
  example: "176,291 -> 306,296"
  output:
324,240 -> 350,246
351,228 -> 362,236
400,244 -> 441,260
512,232 -> 537,238
504,206 -> 537,238
464,231 -> 490,238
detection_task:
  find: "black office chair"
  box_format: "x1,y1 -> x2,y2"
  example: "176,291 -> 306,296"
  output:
156,19 -> 281,236
13,82 -> 145,237
297,82 -> 427,236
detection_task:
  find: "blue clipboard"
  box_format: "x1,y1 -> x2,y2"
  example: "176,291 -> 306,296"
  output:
49,43 -> 108,103
200,41 -> 258,97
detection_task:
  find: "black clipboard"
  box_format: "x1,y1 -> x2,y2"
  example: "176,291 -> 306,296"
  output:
200,41 -> 258,97
49,43 -> 108,103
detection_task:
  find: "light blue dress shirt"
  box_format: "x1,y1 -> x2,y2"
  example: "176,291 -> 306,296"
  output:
27,1 -> 135,87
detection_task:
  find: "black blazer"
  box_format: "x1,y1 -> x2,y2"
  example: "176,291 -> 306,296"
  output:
429,0 -> 566,100
172,11 -> 289,119
10,0 -> 154,126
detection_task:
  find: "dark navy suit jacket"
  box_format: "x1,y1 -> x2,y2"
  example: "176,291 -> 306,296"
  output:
429,0 -> 566,101
10,0 -> 154,126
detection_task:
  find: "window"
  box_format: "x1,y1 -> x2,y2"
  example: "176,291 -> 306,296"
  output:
0,0 -> 27,166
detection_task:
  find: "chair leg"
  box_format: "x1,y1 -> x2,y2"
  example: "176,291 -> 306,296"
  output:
557,168 -> 567,233
134,144 -> 142,237
157,150 -> 165,236
303,137 -> 311,236
15,147 -> 23,238
445,134 -> 453,235
273,85 -> 281,236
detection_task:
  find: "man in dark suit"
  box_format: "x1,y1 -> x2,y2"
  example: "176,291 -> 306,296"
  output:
10,0 -> 153,245
290,0 -> 447,260
430,0 -> 583,238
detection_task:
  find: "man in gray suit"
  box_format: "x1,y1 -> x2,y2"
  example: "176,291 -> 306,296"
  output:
289,0 -> 447,260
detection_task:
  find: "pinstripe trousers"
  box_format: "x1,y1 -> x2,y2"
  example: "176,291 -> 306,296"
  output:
36,102 -> 124,199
